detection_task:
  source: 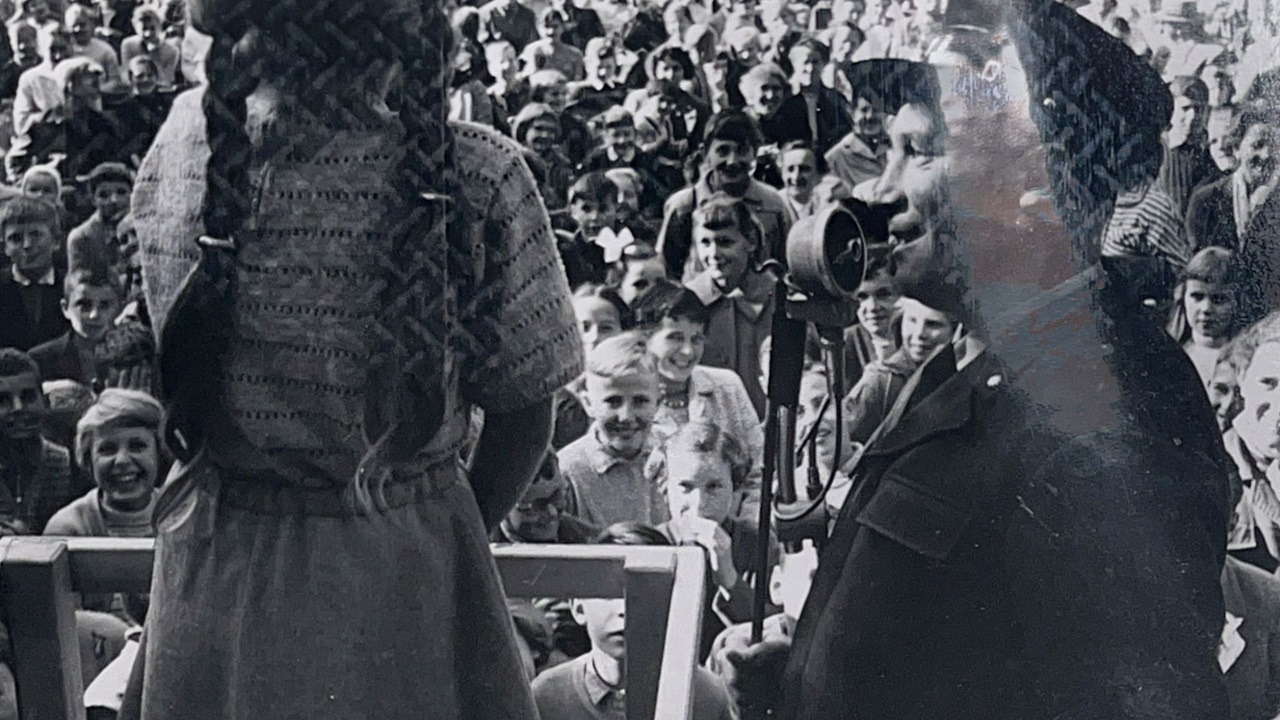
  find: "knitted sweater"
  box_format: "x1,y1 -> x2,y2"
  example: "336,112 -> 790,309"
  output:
134,90 -> 583,485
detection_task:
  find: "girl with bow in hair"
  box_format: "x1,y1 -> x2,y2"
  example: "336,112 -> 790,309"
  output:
117,0 -> 582,717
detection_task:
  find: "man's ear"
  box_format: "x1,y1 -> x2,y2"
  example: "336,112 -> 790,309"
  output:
571,599 -> 588,626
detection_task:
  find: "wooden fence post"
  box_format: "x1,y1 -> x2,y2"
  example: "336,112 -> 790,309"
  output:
0,538 -> 85,720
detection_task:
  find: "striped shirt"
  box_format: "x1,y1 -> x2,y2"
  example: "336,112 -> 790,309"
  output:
1101,183 -> 1191,272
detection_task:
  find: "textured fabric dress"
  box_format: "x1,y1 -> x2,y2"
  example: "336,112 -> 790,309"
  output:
125,90 -> 583,719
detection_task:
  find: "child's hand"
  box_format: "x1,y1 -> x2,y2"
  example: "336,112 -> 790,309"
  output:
670,516 -> 737,590
107,363 -> 153,392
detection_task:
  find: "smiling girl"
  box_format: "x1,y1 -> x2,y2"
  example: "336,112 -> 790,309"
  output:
44,389 -> 163,538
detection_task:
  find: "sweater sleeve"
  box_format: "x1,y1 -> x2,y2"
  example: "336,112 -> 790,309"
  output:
455,126 -> 584,412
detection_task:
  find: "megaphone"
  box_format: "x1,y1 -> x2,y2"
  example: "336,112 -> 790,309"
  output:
782,197 -> 888,328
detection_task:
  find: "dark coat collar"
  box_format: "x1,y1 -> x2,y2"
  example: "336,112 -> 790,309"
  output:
864,343 -> 999,459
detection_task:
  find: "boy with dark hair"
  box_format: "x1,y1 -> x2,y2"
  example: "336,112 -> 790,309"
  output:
0,347 -> 76,535
530,520 -> 735,720
580,106 -> 672,202
68,162 -> 133,271
556,171 -> 619,288
30,265 -> 123,387
0,196 -> 68,350
657,109 -> 794,283
824,82 -> 887,192
641,288 -> 763,516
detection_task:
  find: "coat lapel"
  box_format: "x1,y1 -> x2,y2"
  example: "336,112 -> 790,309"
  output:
863,345 -> 981,459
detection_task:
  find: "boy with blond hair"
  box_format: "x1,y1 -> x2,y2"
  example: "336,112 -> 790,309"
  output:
560,331 -> 665,527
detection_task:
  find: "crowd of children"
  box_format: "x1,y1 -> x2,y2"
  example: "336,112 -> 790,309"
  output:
0,0 -> 1279,717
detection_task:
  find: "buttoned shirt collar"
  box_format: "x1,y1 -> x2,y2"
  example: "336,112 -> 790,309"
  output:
685,270 -> 773,321
586,428 -> 648,476
581,655 -> 624,707
11,264 -> 55,287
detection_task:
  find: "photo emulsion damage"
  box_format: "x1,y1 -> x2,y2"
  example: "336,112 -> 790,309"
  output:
0,0 -> 1278,718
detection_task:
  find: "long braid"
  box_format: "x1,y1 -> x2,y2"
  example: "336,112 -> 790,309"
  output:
158,24 -> 256,462
164,0 -> 470,506
356,0 -> 474,510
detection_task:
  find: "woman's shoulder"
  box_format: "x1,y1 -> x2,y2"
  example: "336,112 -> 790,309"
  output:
42,489 -> 100,536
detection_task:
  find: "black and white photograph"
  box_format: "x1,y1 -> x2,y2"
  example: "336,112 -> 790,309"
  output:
0,0 -> 1278,718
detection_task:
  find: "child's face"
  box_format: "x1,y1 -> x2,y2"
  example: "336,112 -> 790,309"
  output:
769,545 -> 818,619
91,425 -> 158,510
537,81 -> 569,112
787,46 -> 820,89
652,58 -> 683,87
647,316 -> 705,384
22,173 -> 59,203
93,180 -> 132,224
617,256 -> 664,306
795,372 -> 851,476
855,274 -> 898,340
1237,341 -> 1280,462
539,12 -> 564,39
582,371 -> 658,457
743,75 -> 786,118
705,138 -> 754,186
129,60 -> 158,94
663,448 -> 734,524
62,283 -> 121,342
572,598 -> 626,659
569,195 -> 616,239
1184,279 -> 1235,342
604,123 -> 637,154
612,174 -> 640,214
524,118 -> 560,156
694,224 -> 754,291
3,222 -> 56,278
0,371 -> 43,442
136,14 -> 160,42
1208,363 -> 1240,432
573,296 -> 622,349
779,147 -> 819,202
900,298 -> 954,363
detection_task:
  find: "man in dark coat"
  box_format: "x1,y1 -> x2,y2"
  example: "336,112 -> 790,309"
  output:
719,2 -> 1234,719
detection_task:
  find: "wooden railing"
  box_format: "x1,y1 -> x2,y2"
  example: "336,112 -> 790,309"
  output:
0,538 -> 707,720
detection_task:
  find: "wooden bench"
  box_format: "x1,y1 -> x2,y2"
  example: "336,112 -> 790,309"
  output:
0,538 -> 708,720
